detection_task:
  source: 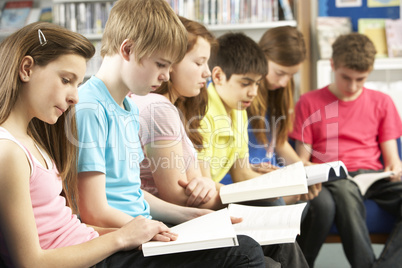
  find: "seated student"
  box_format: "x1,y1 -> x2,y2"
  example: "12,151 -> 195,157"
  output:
245,26 -> 328,265
0,21 -> 245,268
290,33 -> 402,268
74,1 -> 266,266
132,17 -> 308,268
195,32 -> 309,268
131,16 -> 222,210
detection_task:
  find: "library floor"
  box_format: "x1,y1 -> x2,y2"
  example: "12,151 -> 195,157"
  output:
314,243 -> 383,267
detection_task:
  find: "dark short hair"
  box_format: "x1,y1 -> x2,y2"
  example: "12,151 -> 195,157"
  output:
209,32 -> 267,80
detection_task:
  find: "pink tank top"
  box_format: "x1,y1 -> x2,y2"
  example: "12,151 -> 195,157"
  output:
0,127 -> 98,266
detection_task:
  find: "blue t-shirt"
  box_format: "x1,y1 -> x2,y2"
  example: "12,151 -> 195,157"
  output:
76,76 -> 150,218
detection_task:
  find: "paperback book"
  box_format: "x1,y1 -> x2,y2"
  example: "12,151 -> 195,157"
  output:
219,161 -> 308,204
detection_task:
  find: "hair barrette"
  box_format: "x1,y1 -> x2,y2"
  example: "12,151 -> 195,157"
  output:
38,29 -> 47,46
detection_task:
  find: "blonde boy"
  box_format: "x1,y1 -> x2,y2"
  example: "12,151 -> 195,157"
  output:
75,1 -> 266,266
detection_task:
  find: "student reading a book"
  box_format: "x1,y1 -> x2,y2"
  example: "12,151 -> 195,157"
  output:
131,17 -> 306,267
130,16 -> 222,210
290,33 -> 402,268
245,26 -> 322,204
196,32 -> 309,268
74,1 -> 266,266
0,20 -> 233,268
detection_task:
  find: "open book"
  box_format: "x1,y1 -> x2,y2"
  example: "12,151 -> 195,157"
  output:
141,208 -> 238,257
350,171 -> 394,195
305,161 -> 394,195
220,161 -> 308,204
305,161 -> 347,186
229,203 -> 307,245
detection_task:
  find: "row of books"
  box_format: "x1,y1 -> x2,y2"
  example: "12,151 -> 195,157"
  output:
167,0 -> 295,25
316,17 -> 402,59
142,160 -> 393,256
53,1 -> 114,35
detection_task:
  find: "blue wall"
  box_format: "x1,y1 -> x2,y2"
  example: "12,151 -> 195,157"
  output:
318,0 -> 400,31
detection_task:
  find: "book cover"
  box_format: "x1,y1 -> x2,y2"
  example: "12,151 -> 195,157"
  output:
385,19 -> 402,58
358,18 -> 388,58
0,0 -> 33,30
141,208 -> 238,257
229,203 -> 306,245
316,17 -> 352,59
39,6 -> 52,23
219,161 -> 308,204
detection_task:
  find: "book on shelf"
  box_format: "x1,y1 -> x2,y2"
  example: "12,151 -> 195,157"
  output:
278,0 -> 293,21
305,161 -> 394,195
219,161 -> 308,204
0,0 -> 33,31
358,18 -> 388,58
316,17 -> 352,59
141,208 -> 238,257
385,19 -> 402,58
228,203 -> 306,245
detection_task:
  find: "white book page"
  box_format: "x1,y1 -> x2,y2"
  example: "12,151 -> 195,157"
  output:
142,208 -> 237,253
350,171 -> 394,195
220,161 -> 307,199
228,203 -> 307,245
305,161 -> 347,185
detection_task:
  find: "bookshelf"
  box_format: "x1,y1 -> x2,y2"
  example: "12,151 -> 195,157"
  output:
0,0 -> 307,81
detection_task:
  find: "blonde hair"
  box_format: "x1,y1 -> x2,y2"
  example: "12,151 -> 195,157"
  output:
0,22 -> 95,213
101,0 -> 187,64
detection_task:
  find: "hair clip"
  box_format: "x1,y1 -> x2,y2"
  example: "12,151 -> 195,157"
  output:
38,29 -> 47,46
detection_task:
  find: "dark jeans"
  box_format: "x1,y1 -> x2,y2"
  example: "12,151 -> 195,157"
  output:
93,235 -> 265,267
297,187 -> 336,268
299,170 -> 402,268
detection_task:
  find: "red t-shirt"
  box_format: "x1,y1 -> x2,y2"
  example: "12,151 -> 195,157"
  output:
289,86 -> 402,172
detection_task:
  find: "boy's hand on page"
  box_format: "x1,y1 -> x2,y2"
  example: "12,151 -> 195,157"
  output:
385,162 -> 402,182
300,183 -> 322,201
118,215 -> 176,251
251,162 -> 279,174
178,177 -> 217,207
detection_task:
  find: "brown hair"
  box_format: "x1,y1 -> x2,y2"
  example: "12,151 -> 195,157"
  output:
332,33 -> 376,71
249,26 -> 306,146
101,0 -> 187,64
0,22 -> 95,213
154,16 -> 216,150
209,32 -> 267,80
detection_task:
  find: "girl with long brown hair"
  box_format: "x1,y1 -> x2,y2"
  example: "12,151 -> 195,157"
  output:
131,16 -> 224,209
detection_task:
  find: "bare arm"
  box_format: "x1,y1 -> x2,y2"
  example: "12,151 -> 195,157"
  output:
380,139 -> 402,182
78,171 -> 133,228
143,191 -> 213,225
276,140 -> 304,165
144,140 -> 223,210
230,158 -> 263,183
0,141 -> 173,268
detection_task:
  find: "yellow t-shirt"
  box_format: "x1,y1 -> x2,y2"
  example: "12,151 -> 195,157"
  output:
197,83 -> 249,182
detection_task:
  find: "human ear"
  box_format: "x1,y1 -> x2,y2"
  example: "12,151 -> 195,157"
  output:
211,66 -> 225,85
330,58 -> 335,72
19,56 -> 34,82
120,39 -> 134,61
